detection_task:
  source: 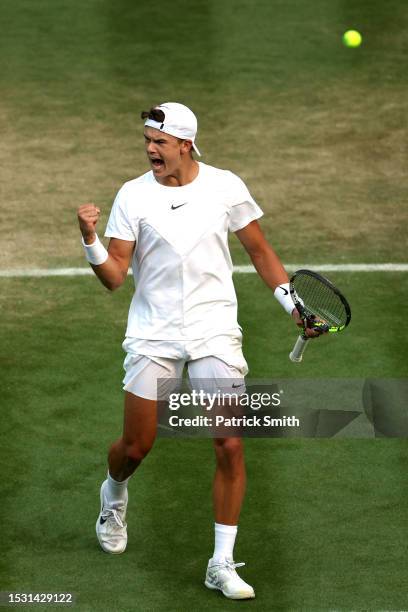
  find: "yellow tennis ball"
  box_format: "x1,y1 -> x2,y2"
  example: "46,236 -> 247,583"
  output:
343,30 -> 362,48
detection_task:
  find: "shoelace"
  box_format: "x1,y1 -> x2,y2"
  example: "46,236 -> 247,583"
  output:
101,507 -> 125,530
211,560 -> 245,573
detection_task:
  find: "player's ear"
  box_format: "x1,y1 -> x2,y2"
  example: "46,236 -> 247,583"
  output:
180,139 -> 193,156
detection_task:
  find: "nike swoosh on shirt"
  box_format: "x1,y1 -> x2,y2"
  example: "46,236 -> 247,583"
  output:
171,202 -> 188,210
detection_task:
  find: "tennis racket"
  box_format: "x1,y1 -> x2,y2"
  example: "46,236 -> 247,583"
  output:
289,269 -> 351,363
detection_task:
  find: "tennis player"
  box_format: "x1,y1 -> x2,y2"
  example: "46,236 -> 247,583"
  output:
77,102 -> 318,600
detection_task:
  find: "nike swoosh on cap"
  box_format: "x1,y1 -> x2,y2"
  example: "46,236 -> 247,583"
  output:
171,202 -> 188,210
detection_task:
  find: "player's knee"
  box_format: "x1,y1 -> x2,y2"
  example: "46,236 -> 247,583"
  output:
215,437 -> 243,461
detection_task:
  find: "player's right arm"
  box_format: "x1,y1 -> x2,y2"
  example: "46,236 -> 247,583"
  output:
77,203 -> 135,291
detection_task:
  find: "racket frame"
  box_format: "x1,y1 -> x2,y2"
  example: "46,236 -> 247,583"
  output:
289,269 -> 351,363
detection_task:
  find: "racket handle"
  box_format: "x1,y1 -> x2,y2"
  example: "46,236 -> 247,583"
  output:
289,334 -> 309,363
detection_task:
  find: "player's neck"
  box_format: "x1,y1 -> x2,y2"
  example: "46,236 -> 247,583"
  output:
157,159 -> 200,187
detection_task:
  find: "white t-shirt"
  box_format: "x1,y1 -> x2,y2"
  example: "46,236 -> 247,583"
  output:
105,161 -> 263,341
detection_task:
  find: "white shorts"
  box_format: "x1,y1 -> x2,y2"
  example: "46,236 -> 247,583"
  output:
122,335 -> 248,401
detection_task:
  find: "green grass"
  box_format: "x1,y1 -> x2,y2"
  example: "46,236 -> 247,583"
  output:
1,274 -> 407,610
238,270 -> 408,378
1,0 -> 408,609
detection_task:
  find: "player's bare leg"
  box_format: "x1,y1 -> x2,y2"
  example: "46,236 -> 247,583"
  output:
205,437 -> 254,599
212,437 -> 246,525
108,392 -> 158,480
96,392 -> 157,554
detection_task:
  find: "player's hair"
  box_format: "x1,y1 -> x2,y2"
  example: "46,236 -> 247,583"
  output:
141,108 -> 165,123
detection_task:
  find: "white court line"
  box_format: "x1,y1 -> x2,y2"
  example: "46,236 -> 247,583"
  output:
234,263 -> 408,273
0,263 -> 407,277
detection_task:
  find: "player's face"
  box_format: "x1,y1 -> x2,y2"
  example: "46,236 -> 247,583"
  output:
144,127 -> 186,178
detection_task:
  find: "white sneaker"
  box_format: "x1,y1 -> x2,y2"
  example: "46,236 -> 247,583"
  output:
205,558 -> 255,599
95,479 -> 128,554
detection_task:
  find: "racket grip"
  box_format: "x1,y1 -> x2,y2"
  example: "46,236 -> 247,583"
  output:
289,334 -> 308,363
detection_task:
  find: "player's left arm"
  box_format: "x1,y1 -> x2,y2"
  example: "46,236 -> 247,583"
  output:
235,220 -> 320,335
235,220 -> 289,292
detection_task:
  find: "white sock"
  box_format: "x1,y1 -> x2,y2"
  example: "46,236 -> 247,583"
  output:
213,522 -> 238,562
105,472 -> 129,505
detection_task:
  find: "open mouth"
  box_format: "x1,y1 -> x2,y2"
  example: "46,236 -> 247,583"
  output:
150,157 -> 164,170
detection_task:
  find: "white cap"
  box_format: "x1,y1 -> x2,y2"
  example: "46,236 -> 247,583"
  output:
144,102 -> 201,156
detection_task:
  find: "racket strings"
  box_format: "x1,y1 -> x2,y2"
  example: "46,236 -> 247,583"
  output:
293,275 -> 347,328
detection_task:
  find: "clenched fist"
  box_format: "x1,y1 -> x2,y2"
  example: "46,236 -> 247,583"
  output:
291,308 -> 327,338
77,203 -> 101,243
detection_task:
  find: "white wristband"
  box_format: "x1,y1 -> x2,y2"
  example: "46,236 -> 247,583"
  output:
274,283 -> 295,315
82,234 -> 109,265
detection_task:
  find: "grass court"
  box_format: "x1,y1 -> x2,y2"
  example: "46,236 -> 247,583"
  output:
1,1 -> 407,610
